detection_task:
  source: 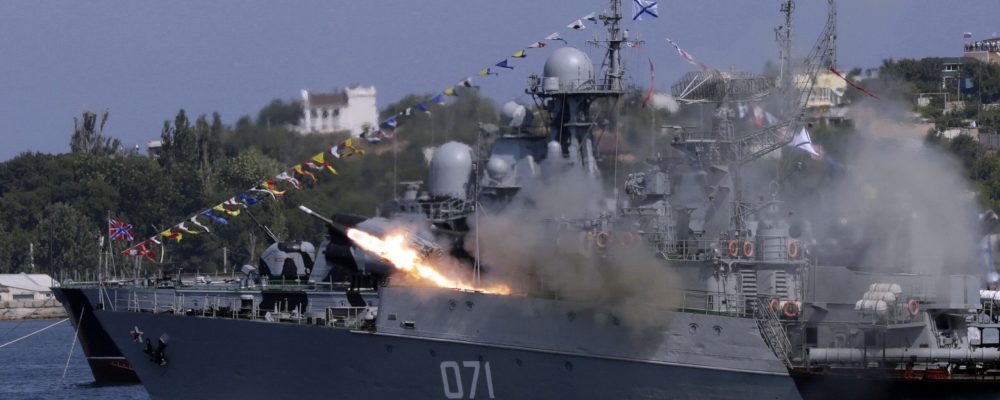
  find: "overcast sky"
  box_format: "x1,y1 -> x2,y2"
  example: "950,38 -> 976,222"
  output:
1,0 -> 998,160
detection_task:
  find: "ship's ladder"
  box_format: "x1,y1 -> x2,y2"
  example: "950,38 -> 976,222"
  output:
774,270 -> 789,299
739,267 -> 758,314
753,297 -> 792,367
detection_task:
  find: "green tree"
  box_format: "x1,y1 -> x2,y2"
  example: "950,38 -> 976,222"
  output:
256,99 -> 302,128
37,203 -> 99,277
70,110 -> 122,156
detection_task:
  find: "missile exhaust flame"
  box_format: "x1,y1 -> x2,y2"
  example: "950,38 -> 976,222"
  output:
346,228 -> 511,295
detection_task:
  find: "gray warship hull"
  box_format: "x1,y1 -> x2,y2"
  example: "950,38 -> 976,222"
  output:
52,284 -> 379,385
94,285 -> 802,400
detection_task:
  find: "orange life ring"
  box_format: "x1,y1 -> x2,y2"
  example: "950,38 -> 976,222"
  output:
727,240 -> 739,257
782,301 -> 800,318
787,240 -> 799,259
595,232 -> 610,249
907,299 -> 920,316
769,298 -> 780,312
743,241 -> 755,258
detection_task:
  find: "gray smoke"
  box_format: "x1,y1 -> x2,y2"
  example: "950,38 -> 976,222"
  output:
466,158 -> 678,333
786,101 -> 982,275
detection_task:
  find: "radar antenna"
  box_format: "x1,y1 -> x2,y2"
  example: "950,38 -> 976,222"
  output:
526,0 -> 629,177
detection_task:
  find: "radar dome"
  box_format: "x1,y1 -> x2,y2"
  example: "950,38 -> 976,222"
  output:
486,156 -> 510,182
543,47 -> 593,88
428,141 -> 473,199
500,101 -> 533,127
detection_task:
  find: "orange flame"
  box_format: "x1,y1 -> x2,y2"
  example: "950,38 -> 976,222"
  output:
346,228 -> 511,295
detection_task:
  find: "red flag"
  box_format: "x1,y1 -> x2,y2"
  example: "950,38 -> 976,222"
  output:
108,219 -> 134,241
265,180 -> 287,197
122,242 -> 155,262
293,165 -> 317,182
830,67 -> 879,99
641,58 -> 655,109
751,103 -> 764,127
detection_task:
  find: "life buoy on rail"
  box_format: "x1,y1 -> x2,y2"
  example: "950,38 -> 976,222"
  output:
907,299 -> 920,316
782,301 -> 800,318
595,232 -> 610,249
727,240 -> 740,257
787,240 -> 799,259
769,298 -> 780,312
743,241 -> 755,258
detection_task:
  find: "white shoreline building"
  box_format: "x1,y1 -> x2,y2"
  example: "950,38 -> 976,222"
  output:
297,85 -> 378,136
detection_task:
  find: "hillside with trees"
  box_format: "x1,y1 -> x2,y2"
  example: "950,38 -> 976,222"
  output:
0,90 -> 503,279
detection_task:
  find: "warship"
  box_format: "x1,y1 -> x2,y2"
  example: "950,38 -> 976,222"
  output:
53,1 -> 1000,399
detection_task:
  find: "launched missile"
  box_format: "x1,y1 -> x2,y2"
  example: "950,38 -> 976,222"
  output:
298,204 -> 443,259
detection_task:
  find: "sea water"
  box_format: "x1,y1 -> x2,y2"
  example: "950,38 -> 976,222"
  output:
0,319 -> 148,399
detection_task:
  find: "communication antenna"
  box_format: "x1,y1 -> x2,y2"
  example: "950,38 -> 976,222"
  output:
776,1 -> 794,94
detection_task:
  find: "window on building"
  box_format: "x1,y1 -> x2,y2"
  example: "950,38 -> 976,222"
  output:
333,109 -> 340,117
322,109 -> 329,118
311,109 -> 319,118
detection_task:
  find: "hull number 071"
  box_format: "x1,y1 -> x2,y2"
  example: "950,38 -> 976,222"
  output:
440,361 -> 495,399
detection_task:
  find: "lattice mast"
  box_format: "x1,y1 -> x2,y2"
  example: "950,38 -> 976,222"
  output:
776,0 -> 795,112
594,0 -> 626,92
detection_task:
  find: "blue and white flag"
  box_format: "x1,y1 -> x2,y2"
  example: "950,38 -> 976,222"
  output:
633,0 -> 658,21
201,209 -> 229,225
382,115 -> 398,128
237,193 -> 260,206
431,93 -> 446,105
789,127 -> 820,158
495,59 -> 514,70
545,32 -> 567,44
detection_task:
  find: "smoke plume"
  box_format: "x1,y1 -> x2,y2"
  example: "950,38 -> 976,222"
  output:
466,158 -> 678,333
785,101 -> 982,275
649,93 -> 680,114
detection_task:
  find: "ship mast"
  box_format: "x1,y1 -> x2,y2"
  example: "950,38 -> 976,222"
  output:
776,0 -> 794,101
596,0 -> 626,92
527,0 -> 628,178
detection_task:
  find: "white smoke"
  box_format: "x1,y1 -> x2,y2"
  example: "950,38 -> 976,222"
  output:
786,102 -> 982,275
465,158 -> 678,333
649,92 -> 679,113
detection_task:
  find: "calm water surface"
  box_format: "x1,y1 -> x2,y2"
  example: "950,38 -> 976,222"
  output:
0,319 -> 148,399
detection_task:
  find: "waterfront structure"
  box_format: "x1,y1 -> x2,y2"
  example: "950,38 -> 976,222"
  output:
297,86 -> 378,136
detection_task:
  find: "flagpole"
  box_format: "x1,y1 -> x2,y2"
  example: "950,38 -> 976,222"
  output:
106,210 -> 111,283
393,131 -> 398,200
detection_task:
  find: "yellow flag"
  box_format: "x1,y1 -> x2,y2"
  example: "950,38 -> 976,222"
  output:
309,153 -> 337,174
293,164 -> 317,182
160,229 -> 183,242
213,204 -> 242,217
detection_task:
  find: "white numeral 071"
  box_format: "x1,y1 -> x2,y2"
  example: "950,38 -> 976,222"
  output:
440,360 -> 495,399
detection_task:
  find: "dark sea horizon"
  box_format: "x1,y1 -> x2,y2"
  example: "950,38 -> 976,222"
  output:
0,319 -> 148,399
